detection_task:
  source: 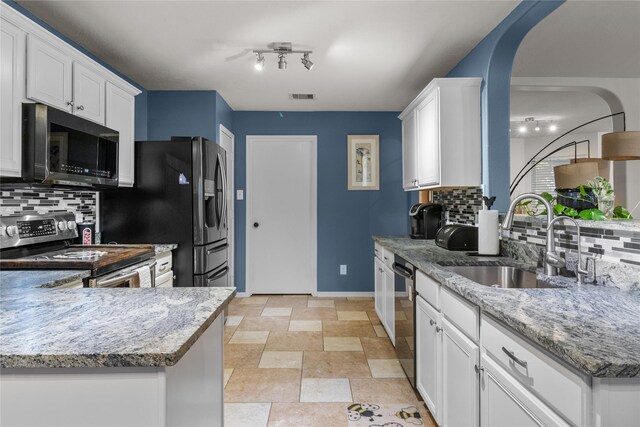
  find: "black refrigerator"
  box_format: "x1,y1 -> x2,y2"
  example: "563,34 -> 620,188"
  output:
102,137 -> 228,287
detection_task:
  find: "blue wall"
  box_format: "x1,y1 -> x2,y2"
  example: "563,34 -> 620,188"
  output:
146,91 -> 233,141
446,0 -> 564,212
233,112 -> 410,293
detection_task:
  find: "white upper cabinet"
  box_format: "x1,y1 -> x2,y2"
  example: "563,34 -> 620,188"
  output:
402,109 -> 418,189
73,62 -> 106,124
1,18 -> 25,177
106,82 -> 135,187
399,78 -> 482,190
27,34 -> 73,112
1,3 -> 140,181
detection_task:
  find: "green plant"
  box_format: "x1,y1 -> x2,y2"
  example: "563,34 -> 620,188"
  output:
519,177 -> 633,221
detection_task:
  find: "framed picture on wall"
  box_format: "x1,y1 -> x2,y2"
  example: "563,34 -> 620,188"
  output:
347,135 -> 380,190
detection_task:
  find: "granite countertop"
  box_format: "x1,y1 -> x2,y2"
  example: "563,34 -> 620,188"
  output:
0,286 -> 235,369
155,244 -> 178,255
374,236 -> 640,378
0,270 -> 91,289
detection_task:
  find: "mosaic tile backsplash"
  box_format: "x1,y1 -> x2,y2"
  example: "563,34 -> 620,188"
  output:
0,187 -> 98,224
431,186 -> 483,225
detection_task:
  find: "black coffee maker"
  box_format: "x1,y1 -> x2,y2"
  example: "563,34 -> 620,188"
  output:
410,203 -> 443,239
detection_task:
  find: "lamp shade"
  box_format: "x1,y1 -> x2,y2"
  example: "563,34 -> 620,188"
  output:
571,158 -> 610,180
554,161 -> 599,189
601,131 -> 640,160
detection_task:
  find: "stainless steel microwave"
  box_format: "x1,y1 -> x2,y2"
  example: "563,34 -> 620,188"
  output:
22,103 -> 119,187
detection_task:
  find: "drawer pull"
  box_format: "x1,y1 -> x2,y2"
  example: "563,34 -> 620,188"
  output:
502,346 -> 528,368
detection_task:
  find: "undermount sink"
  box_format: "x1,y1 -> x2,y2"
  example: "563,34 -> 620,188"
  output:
444,265 -> 557,289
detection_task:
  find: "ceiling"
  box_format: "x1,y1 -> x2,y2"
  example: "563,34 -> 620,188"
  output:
512,0 -> 640,78
510,90 -> 612,140
16,0 -> 518,111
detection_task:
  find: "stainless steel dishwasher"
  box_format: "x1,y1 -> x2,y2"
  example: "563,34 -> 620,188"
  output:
392,254 -> 416,390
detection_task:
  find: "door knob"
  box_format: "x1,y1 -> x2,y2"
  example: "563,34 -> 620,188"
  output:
253,222 -> 259,228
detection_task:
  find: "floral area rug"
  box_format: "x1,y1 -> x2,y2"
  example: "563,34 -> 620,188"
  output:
347,403 -> 424,427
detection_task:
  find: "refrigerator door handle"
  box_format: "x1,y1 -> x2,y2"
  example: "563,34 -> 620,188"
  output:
217,152 -> 227,229
207,266 -> 229,284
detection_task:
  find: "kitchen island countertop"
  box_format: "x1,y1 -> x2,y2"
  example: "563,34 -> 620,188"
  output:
0,285 -> 235,369
374,235 -> 640,378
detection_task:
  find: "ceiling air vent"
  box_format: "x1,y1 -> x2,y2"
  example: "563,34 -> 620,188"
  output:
289,93 -> 316,100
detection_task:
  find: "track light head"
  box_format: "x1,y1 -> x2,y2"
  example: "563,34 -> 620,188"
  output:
301,53 -> 314,70
254,53 -> 265,71
278,54 -> 287,70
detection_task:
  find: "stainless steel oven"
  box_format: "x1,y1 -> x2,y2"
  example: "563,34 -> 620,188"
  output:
392,255 -> 417,390
22,103 -> 119,187
87,259 -> 157,288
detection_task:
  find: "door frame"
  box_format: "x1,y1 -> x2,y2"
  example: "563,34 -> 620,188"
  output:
245,135 -> 317,296
219,124 -> 235,287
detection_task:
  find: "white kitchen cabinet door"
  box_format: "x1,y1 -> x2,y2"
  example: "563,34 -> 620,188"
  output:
0,18 -> 25,177
27,34 -> 72,112
402,109 -> 418,190
73,62 -> 105,124
383,264 -> 395,345
374,256 -> 385,323
416,88 -> 440,187
416,295 -> 442,424
480,355 -> 570,427
105,82 -> 135,186
442,318 -> 479,427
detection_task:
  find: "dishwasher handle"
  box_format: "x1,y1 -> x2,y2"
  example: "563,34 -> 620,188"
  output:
392,262 -> 414,280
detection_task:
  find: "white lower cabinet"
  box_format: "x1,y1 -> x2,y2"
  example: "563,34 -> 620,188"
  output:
417,295 -> 442,424
374,256 -> 385,322
481,355 -> 570,427
442,318 -> 479,427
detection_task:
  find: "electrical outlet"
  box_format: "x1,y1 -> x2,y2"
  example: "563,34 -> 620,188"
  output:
236,190 -> 244,200
340,265 -> 347,275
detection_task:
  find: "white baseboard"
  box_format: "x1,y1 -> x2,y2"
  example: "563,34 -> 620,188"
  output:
233,292 -> 251,298
312,291 -> 375,298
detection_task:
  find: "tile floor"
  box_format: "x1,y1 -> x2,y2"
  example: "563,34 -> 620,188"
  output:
224,295 -> 437,427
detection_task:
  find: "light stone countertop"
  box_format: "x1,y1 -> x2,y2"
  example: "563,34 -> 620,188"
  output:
0,281 -> 235,369
374,236 -> 640,378
154,244 -> 178,255
0,270 -> 91,289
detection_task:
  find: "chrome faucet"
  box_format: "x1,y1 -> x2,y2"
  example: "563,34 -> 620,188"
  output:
501,193 -> 557,276
547,216 -> 593,284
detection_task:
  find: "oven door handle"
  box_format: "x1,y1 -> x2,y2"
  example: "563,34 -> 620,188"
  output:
392,262 -> 414,280
95,261 -> 157,288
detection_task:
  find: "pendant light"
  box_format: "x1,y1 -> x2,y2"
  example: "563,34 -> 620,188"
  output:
601,131 -> 640,160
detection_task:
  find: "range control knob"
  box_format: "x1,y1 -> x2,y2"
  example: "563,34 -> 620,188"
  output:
6,225 -> 18,237
58,221 -> 68,231
67,221 -> 77,230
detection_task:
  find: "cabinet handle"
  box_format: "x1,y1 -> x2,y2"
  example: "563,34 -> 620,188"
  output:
77,105 -> 85,111
474,365 -> 484,374
66,101 -> 74,107
429,319 -> 436,326
435,326 -> 442,333
502,346 -> 528,368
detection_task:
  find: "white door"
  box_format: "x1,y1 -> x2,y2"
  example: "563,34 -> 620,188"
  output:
416,295 -> 442,424
27,34 -> 72,112
105,82 -> 135,186
246,135 -> 316,294
73,62 -> 105,124
442,318 -> 479,427
219,125 -> 234,287
416,89 -> 440,187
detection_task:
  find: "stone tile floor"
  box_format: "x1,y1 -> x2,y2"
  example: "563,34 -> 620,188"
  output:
224,295 -> 438,427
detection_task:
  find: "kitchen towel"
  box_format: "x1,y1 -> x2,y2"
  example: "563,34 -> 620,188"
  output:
478,210 -> 500,255
135,265 -> 153,288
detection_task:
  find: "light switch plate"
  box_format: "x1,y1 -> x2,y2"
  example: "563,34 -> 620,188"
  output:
236,190 -> 244,200
340,265 -> 347,275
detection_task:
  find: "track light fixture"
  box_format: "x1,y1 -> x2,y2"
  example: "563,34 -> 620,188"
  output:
254,52 -> 265,71
253,42 -> 314,71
